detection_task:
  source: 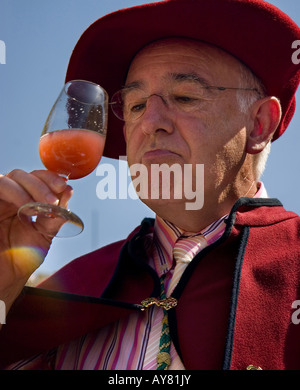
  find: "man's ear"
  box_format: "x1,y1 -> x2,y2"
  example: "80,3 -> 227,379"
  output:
246,96 -> 282,154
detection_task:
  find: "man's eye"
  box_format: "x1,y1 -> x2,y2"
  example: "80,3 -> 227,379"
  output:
130,102 -> 146,112
174,95 -> 198,104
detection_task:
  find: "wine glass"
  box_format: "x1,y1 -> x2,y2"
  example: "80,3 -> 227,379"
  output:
18,80 -> 108,238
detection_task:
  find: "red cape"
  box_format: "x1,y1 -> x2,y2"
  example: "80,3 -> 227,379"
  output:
1,198 -> 300,370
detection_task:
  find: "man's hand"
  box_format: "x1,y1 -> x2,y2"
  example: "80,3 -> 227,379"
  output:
0,169 -> 73,316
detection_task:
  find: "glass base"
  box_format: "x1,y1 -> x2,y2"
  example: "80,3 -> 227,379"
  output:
18,202 -> 84,238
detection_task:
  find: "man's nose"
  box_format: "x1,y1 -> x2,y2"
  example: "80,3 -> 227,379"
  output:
140,94 -> 174,136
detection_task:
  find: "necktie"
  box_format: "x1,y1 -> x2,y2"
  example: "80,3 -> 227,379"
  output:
156,275 -> 171,370
156,233 -> 208,370
167,234 -> 207,295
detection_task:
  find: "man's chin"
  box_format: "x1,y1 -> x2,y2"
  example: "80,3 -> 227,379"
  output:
140,197 -> 190,214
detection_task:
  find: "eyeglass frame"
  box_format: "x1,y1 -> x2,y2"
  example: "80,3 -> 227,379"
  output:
109,85 -> 263,122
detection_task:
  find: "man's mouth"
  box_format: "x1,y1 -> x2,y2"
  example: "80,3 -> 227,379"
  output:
142,149 -> 180,162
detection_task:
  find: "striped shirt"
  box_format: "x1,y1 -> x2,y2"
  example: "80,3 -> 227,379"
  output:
9,183 -> 267,370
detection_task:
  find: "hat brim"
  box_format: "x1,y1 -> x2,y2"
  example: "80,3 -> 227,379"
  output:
66,0 -> 300,159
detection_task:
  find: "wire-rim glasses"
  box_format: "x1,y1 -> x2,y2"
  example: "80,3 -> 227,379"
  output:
110,85 -> 262,122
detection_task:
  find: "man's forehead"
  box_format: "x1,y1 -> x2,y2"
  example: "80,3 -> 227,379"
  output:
123,72 -> 211,92
127,37 -> 244,83
131,38 -> 241,64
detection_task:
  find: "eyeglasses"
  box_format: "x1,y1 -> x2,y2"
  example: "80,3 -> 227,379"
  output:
110,85 -> 262,122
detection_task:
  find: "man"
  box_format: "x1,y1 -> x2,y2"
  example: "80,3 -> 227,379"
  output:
0,0 -> 300,370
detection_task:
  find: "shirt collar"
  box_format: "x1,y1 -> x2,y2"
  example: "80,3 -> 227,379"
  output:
150,181 -> 267,275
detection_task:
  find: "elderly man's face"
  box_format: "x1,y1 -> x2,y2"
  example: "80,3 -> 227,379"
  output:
123,38 -> 253,212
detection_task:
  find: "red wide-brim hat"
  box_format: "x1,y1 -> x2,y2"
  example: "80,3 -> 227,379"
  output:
66,0 -> 300,159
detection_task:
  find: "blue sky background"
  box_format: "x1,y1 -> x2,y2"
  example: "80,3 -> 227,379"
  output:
1,0 -> 300,277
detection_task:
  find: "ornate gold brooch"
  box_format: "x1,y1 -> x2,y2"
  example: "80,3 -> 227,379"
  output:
141,297 -> 178,311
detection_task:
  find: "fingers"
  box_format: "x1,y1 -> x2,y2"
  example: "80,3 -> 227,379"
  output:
0,169 -> 72,209
59,185 -> 73,208
0,173 -> 33,209
30,170 -> 68,194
